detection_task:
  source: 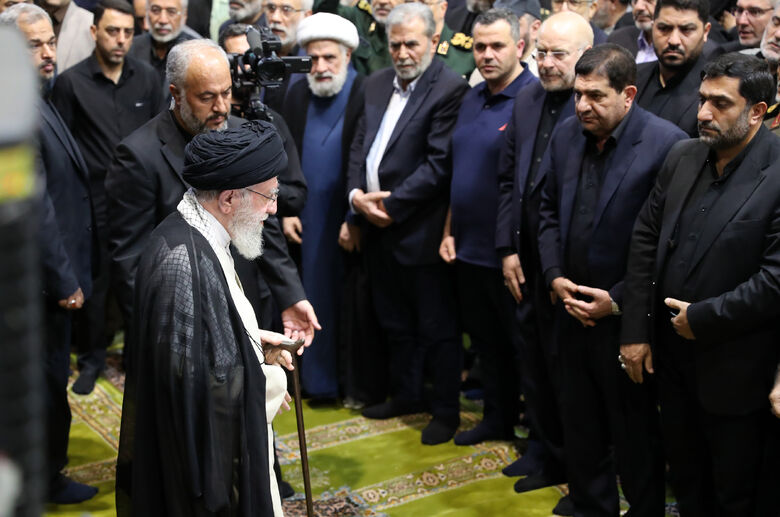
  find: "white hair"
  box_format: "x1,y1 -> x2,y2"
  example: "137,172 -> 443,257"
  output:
146,0 -> 189,11
0,3 -> 50,26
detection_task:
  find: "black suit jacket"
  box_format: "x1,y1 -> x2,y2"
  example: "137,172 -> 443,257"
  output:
621,127 -> 780,415
636,45 -> 725,137
346,59 -> 468,266
38,100 -> 95,301
537,106 -> 687,307
496,81 -> 575,260
105,110 -> 306,321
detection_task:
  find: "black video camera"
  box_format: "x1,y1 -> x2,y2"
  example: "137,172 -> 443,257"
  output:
228,25 -> 311,120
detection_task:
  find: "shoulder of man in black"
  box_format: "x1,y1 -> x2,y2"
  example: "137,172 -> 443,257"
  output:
607,25 -> 640,56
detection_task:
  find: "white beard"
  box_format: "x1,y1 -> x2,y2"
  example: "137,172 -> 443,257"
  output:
306,65 -> 349,97
229,196 -> 268,260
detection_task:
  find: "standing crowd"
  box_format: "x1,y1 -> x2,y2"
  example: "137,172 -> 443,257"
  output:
2,0 -> 780,512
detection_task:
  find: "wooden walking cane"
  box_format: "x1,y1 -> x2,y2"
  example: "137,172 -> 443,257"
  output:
275,339 -> 314,517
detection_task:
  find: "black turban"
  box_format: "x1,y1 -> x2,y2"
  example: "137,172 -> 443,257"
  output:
183,120 -> 287,190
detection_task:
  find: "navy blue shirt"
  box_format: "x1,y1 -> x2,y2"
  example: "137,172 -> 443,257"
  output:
450,68 -> 537,268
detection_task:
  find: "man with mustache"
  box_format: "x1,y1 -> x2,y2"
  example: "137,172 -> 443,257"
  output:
495,11 -> 591,516
50,0 -> 163,395
348,2 -> 468,444
105,38 -> 316,367
118,121 -> 298,516
127,0 -> 199,89
607,0 -> 658,63
635,0 -> 724,136
621,52 -> 780,517
279,13 -> 368,403
0,2 -> 97,504
537,43 -> 686,516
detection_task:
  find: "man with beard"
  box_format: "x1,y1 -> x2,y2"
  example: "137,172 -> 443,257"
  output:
280,13 -> 366,402
348,3 -> 468,444
106,38 -> 315,358
494,12 -> 591,516
36,0 -> 94,72
440,3 -> 536,450
410,0 -> 477,77
119,121 -> 298,516
1,2 -> 97,503
608,0 -> 658,63
635,0 -> 723,136
108,39 -> 318,508
51,0 -> 163,395
220,0 -> 312,112
537,44 -> 686,516
621,52 -> 780,517
127,0 -> 199,88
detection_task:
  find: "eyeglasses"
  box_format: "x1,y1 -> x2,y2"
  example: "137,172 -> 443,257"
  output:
535,49 -> 571,61
552,0 -> 592,7
148,5 -> 182,16
245,187 -> 279,204
731,5 -> 773,18
263,3 -> 304,16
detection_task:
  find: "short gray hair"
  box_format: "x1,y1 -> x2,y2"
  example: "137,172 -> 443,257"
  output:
166,39 -> 229,89
300,0 -> 314,11
0,3 -> 50,26
474,8 -> 521,41
147,0 -> 189,11
386,3 -> 435,38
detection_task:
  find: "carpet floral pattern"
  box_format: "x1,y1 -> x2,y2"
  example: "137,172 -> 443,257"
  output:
46,364 -> 678,517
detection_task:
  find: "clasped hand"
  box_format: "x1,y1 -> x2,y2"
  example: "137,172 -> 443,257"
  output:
551,277 -> 612,327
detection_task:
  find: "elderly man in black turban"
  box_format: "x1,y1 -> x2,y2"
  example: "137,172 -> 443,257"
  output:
117,121 -> 299,517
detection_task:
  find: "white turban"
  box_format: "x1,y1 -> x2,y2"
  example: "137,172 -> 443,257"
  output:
296,12 -> 360,51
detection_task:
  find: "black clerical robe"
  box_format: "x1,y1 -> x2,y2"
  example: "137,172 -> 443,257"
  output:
116,211 -> 274,517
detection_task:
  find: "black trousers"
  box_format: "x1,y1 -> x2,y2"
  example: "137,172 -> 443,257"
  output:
657,324 -> 780,517
44,303 -> 72,490
558,312 -> 664,517
73,233 -> 117,371
367,243 -> 462,423
515,268 -> 566,469
455,261 -> 519,435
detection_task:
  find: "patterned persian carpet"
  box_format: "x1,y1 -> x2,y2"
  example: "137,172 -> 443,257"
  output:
45,359 -> 678,517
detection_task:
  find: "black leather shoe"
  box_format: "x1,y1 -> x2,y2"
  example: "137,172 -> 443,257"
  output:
361,399 -> 425,420
48,476 -> 98,504
421,418 -> 458,445
553,494 -> 574,516
278,480 -> 295,499
513,470 -> 566,493
454,423 -> 512,446
72,366 -> 100,395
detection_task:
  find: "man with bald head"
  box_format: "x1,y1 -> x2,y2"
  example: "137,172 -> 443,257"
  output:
494,11 -> 591,514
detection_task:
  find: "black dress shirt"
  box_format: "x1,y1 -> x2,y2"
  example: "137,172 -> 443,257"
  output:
660,136 -> 758,302
545,106 -> 632,286
51,54 -> 165,230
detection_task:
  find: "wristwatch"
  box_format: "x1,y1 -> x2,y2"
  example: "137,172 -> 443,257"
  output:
611,299 -> 622,316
